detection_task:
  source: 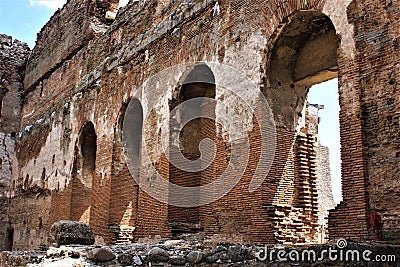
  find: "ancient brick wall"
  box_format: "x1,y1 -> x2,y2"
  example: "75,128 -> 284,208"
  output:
329,0 -> 400,242
1,0 -> 399,250
347,0 -> 400,242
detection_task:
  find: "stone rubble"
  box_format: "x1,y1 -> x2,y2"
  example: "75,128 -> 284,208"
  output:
0,0 -> 399,251
1,238 -> 400,266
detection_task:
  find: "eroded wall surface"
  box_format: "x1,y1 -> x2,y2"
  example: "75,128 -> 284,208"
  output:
0,35 -> 30,251
348,0 -> 400,242
0,0 -> 398,250
328,0 -> 400,241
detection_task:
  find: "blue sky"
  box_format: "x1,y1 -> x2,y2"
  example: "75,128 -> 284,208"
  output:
309,79 -> 342,204
0,0 -> 342,203
0,0 -> 129,48
0,0 -> 64,48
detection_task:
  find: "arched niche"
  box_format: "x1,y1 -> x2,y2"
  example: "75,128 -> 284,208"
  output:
109,99 -> 143,243
70,121 -> 97,223
167,64 -> 216,235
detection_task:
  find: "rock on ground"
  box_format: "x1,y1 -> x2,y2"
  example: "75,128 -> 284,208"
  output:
50,220 -> 95,246
87,247 -> 116,262
147,246 -> 169,262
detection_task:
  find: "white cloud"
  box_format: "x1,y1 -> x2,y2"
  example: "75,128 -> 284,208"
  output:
29,0 -> 67,10
29,0 -> 134,11
118,0 -> 130,8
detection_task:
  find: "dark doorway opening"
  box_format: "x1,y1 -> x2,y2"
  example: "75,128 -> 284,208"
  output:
4,227 -> 14,251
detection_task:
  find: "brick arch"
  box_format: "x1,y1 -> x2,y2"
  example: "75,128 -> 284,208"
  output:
262,8 -> 368,242
265,10 -> 340,129
261,0 -> 327,39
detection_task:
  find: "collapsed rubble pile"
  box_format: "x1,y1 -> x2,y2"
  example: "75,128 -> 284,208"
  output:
1,221 -> 399,266
0,239 -> 263,266
1,238 -> 400,266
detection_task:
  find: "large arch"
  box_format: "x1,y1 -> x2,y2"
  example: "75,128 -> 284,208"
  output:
263,11 -> 342,244
267,11 -> 340,130
70,121 -> 97,224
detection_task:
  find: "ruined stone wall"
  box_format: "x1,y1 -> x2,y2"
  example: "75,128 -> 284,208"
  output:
0,35 -> 30,193
0,35 -> 30,251
24,0 -> 123,91
347,0 -> 400,242
2,0 -> 399,250
329,0 -> 400,242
